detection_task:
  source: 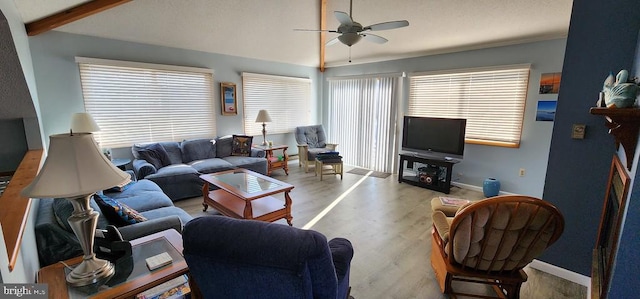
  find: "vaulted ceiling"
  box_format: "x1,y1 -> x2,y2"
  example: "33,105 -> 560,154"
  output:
13,0 -> 573,68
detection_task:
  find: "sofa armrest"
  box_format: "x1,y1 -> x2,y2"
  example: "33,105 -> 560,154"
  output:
133,159 -> 157,179
117,215 -> 183,241
326,143 -> 338,151
251,148 -> 266,158
329,237 -> 354,299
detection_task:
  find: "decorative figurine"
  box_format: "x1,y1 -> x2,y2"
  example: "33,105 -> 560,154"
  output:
602,69 -> 639,108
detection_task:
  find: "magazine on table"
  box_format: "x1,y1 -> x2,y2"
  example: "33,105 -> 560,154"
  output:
439,196 -> 470,206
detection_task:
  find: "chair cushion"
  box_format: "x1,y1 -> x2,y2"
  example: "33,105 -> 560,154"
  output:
295,125 -> 327,148
136,143 -> 171,169
231,135 -> 253,157
94,194 -> 147,226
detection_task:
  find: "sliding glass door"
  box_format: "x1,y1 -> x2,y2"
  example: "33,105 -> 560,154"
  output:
327,75 -> 400,173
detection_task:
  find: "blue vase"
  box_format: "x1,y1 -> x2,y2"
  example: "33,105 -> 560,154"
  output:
483,178 -> 500,197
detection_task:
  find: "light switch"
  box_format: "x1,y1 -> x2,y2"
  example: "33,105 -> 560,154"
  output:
572,124 -> 586,139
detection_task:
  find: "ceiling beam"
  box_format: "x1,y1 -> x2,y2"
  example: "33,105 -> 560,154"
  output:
25,0 -> 131,36
319,0 -> 327,72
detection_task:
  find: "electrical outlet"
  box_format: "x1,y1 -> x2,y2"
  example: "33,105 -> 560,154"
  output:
519,168 -> 525,177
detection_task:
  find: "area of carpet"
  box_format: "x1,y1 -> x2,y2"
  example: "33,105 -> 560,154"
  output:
346,168 -> 391,179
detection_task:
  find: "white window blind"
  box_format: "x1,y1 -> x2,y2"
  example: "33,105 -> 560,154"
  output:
76,58 -> 216,148
242,72 -> 311,136
408,64 -> 530,147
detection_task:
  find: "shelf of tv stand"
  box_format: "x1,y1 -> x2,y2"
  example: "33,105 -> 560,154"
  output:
398,153 -> 458,194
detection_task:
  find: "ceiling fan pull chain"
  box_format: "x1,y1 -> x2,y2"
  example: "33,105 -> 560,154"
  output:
349,47 -> 352,63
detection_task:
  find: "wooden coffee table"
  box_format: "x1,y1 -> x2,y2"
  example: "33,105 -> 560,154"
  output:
200,168 -> 294,226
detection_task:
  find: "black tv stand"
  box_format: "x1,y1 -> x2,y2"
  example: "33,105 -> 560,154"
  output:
398,153 -> 458,194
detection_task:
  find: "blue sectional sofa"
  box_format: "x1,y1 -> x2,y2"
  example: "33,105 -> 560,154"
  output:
132,136 -> 267,201
35,179 -> 193,267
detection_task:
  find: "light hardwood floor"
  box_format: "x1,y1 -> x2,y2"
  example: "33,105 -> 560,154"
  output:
175,162 -> 587,299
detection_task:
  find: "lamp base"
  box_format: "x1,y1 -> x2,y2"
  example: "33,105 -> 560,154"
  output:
67,257 -> 114,287
66,194 -> 115,287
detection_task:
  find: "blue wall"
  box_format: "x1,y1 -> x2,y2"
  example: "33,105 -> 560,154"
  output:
322,39 -> 567,198
28,31 -> 320,155
542,0 -> 640,279
607,28 -> 640,299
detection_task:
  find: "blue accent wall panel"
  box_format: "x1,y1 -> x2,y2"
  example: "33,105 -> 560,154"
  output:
542,0 -> 640,278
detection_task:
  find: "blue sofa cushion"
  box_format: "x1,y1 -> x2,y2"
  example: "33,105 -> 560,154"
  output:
216,136 -> 233,158
94,194 -> 147,226
137,143 -> 171,169
181,138 -> 217,163
52,198 -> 109,233
189,158 -> 235,174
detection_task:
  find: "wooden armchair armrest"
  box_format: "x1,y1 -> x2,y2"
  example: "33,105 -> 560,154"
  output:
326,143 -> 338,150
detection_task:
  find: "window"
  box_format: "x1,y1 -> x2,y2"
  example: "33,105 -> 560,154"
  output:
242,72 -> 311,136
328,75 -> 400,173
76,57 -> 215,148
408,64 -> 530,147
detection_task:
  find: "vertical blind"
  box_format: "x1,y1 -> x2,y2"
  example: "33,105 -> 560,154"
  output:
328,75 -> 400,173
77,58 -> 215,148
242,72 -> 312,136
408,64 -> 530,147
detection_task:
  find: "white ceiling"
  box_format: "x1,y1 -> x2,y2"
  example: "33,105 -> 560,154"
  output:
13,0 -> 573,68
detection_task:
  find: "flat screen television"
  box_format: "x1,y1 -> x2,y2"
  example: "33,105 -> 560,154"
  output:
401,116 -> 467,160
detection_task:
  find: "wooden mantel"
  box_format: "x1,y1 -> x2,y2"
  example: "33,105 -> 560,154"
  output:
0,150 -> 43,271
590,107 -> 640,170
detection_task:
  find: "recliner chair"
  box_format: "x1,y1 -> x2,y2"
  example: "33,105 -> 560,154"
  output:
183,216 -> 354,299
430,195 -> 564,299
295,125 -> 338,172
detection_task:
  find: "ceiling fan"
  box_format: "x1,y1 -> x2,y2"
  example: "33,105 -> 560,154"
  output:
295,0 -> 409,47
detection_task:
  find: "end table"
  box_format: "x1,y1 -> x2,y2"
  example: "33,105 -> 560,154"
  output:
253,145 -> 289,176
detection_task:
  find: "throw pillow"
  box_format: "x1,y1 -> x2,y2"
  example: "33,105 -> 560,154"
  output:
231,135 -> 253,157
93,194 -> 147,226
137,143 -> 171,169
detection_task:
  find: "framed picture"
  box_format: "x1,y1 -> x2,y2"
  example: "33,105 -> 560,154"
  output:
592,155 -> 630,299
220,82 -> 237,115
539,72 -> 562,94
535,100 -> 557,121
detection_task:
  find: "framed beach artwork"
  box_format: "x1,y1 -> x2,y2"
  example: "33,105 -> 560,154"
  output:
220,82 -> 237,115
535,100 -> 557,121
539,72 -> 562,94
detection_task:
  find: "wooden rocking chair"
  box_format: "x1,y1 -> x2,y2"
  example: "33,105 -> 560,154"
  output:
430,195 -> 564,299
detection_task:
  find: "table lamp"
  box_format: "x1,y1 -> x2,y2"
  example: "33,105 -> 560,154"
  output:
255,110 -> 272,146
21,132 -> 130,287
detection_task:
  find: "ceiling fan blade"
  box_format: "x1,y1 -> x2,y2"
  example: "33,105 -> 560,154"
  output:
334,11 -> 353,26
361,33 -> 388,44
363,20 -> 409,31
293,29 -> 338,33
326,37 -> 341,46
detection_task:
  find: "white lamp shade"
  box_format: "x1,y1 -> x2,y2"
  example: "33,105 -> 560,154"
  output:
255,110 -> 272,123
70,112 -> 101,133
21,133 -> 130,198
